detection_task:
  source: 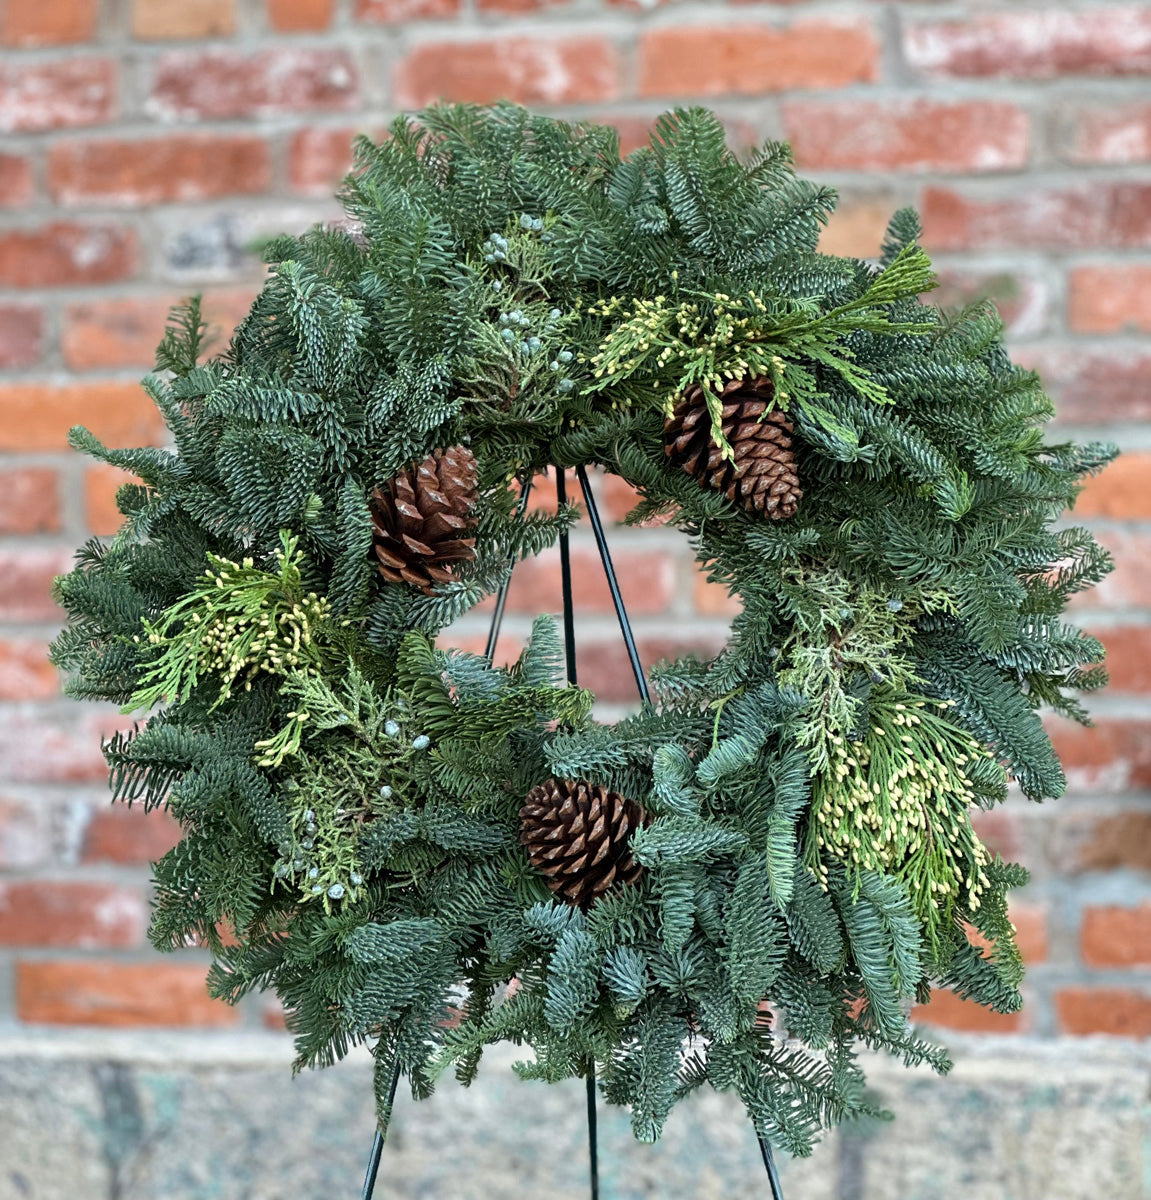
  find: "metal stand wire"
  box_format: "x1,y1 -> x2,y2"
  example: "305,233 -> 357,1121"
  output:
359,464 -> 783,1200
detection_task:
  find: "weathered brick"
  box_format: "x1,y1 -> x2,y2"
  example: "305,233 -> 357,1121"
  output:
0,382 -> 164,452
1092,626 -> 1151,693
1081,903 -> 1151,967
81,805 -> 182,865
1056,987 -> 1151,1036
0,467 -> 60,535
85,464 -> 135,537
131,0 -> 236,39
1062,103 -> 1151,165
268,0 -> 335,29
0,709 -> 122,783
0,152 -> 33,206
149,48 -> 358,121
1048,809 -> 1151,875
1020,347 -> 1151,425
913,987 -> 1025,1033
1075,454 -> 1151,518
1068,265 -> 1151,333
1047,716 -> 1151,794
1,0 -> 99,45
288,127 -> 358,195
970,810 -> 1023,863
50,135 -> 272,206
396,36 -> 620,108
694,573 -> 741,618
932,268 -> 1050,338
578,634 -> 729,703
0,304 -> 43,368
0,549 -> 70,622
0,222 -> 136,287
356,0 -> 458,19
818,199 -> 894,258
17,960 -> 238,1027
0,880 -> 146,948
905,9 -> 1151,79
0,638 -> 59,699
0,57 -> 116,132
1077,531 -> 1151,611
639,20 -> 879,98
785,100 -> 1029,173
481,544 -> 674,617
922,183 -> 1151,251
63,289 -> 253,370
0,796 -> 52,869
1011,903 -> 1049,964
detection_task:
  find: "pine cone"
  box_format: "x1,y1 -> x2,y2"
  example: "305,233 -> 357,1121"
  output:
520,778 -> 647,908
370,446 -> 478,594
664,376 -> 801,518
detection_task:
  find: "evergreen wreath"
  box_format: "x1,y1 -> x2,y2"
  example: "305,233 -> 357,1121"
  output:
52,104 -> 1116,1156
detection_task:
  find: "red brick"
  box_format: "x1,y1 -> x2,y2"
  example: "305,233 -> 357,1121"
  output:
131,0 -> 236,38
519,468 -> 583,514
288,127 -> 358,196
63,289 -> 253,371
0,382 -> 164,452
913,987 -> 1025,1033
1091,626 -> 1151,693
0,304 -> 43,368
484,544 -> 674,617
0,638 -> 59,699
1056,987 -> 1151,1036
785,100 -> 1029,174
1047,716 -> 1151,794
932,269 -> 1049,338
357,0 -> 457,17
695,574 -> 741,618
970,809 -> 1023,863
1011,903 -> 1049,964
639,21 -> 878,98
1049,809 -> 1151,875
85,464 -> 135,537
0,548 -> 70,622
0,468 -> 59,535
819,199 -> 894,258
0,153 -> 33,207
922,183 -> 1151,251
0,880 -> 145,948
50,135 -> 271,207
0,797 -> 51,870
477,0 -> 566,10
600,474 -> 644,523
396,36 -> 620,107
579,634 -> 728,704
0,57 -> 116,132
1076,455 -> 1151,519
1081,903 -> 1151,967
268,0 -> 334,28
905,9 -> 1151,80
2,0 -> 99,45
17,960 -> 238,1027
1068,266 -> 1151,333
1078,531 -> 1151,611
438,631 -> 524,671
1062,103 -> 1151,166
149,48 -> 358,121
82,806 -> 182,865
1020,347 -> 1151,425
0,223 -> 136,288
0,709 -> 122,783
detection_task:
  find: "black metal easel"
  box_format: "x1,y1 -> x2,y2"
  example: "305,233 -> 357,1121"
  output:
361,466 -> 784,1200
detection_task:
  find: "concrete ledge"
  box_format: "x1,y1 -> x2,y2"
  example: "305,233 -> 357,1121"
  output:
1,1031 -> 1147,1199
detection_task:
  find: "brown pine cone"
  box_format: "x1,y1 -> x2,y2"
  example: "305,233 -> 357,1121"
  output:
370,446 -> 478,594
520,778 -> 647,908
664,376 -> 801,518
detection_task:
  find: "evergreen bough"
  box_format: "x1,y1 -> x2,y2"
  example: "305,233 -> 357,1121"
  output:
52,104 -> 1114,1156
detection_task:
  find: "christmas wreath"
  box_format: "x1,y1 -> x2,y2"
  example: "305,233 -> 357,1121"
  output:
52,104 -> 1115,1155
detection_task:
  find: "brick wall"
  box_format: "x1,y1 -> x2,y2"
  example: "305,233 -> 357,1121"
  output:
0,0 -> 1148,1041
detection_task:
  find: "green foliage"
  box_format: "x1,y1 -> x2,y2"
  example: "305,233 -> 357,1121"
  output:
50,101 -> 1112,1157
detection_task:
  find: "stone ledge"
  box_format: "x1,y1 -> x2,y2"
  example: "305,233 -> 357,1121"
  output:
0,1032 -> 1147,1199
